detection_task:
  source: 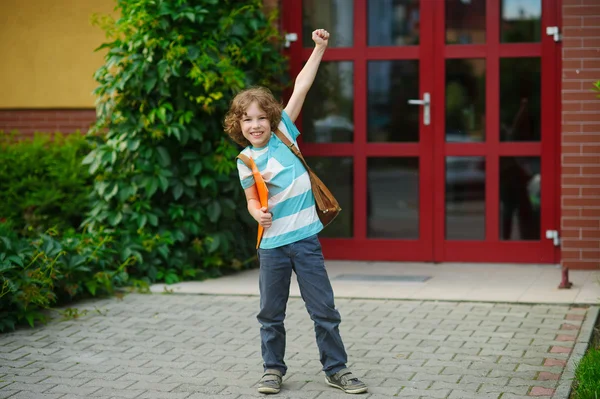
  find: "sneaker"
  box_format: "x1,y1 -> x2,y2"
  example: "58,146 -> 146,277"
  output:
257,369 -> 282,394
325,368 -> 368,394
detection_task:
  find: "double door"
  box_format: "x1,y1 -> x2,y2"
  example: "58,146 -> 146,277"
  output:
283,0 -> 561,263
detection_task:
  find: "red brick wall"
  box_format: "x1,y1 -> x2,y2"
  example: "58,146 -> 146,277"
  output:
561,0 -> 600,270
0,109 -> 96,137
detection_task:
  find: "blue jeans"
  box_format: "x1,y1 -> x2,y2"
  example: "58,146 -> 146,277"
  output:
257,234 -> 348,376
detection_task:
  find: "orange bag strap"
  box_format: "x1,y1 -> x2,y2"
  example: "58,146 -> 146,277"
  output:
236,153 -> 255,172
237,153 -> 268,249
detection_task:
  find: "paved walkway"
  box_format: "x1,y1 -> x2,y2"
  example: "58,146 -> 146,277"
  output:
0,290 -> 598,398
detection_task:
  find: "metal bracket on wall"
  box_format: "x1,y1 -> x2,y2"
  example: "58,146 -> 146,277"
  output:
546,26 -> 561,42
284,33 -> 298,48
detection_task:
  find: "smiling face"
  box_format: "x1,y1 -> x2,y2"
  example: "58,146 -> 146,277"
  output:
240,101 -> 272,148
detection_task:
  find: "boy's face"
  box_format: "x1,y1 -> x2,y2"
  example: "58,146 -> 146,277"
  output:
241,101 -> 271,148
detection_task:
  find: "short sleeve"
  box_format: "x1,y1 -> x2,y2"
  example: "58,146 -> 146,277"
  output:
280,110 -> 302,141
237,158 -> 255,189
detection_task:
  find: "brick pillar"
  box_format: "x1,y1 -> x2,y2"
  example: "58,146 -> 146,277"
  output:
561,0 -> 600,269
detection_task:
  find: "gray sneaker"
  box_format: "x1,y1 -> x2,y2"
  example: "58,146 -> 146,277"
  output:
325,368 -> 368,394
258,369 -> 282,394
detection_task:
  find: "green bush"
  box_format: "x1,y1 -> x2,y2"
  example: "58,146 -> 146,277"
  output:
84,0 -> 288,283
0,221 -> 139,332
0,131 -> 93,236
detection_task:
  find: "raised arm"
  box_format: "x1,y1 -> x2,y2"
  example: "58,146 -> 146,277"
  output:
284,29 -> 329,123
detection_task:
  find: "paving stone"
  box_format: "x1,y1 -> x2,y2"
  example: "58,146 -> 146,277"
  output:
529,386 -> 555,396
3,393 -> 64,399
1,381 -> 57,393
46,384 -> 103,396
448,390 -> 500,399
479,384 -> 529,395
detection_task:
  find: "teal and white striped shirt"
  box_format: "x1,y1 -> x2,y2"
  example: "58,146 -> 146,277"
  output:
237,110 -> 323,249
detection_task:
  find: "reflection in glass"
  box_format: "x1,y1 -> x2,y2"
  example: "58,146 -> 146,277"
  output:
501,0 -> 541,43
368,0 -> 420,46
303,0 -> 354,47
500,58 -> 540,141
367,158 -> 419,239
305,157 -> 353,238
446,59 -> 486,142
303,62 -> 354,143
446,157 -> 486,240
500,157 -> 540,240
368,61 -> 419,142
446,0 -> 486,44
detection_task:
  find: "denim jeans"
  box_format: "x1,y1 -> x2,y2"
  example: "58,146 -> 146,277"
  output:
257,234 -> 348,376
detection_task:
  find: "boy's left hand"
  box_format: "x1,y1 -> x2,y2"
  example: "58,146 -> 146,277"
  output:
312,29 -> 329,47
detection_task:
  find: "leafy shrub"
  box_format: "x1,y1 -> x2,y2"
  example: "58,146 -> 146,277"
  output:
0,221 -> 139,332
84,0 -> 288,282
0,131 -> 93,236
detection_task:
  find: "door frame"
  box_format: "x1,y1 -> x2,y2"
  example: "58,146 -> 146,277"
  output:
282,0 -> 560,264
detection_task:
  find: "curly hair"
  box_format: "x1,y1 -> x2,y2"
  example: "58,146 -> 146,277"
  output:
224,87 -> 283,147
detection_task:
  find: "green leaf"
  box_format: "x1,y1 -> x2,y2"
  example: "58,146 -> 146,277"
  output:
200,175 -> 213,189
144,76 -> 157,93
158,175 -> 169,192
25,313 -> 35,328
107,211 -> 123,226
81,151 -> 96,165
156,147 -> 171,167
157,245 -> 169,260
173,183 -> 184,200
105,184 -> 119,200
89,156 -> 102,175
207,235 -> 220,253
207,201 -> 221,223
148,213 -> 158,226
7,255 -> 23,267
158,60 -> 169,79
146,178 -> 158,197
85,280 -> 98,296
191,162 -> 202,175
165,272 -> 179,284
157,107 -> 167,123
138,214 -> 148,229
183,176 -> 196,187
187,46 -> 200,60
127,139 -> 141,151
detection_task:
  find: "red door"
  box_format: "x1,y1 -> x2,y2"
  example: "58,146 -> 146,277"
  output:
283,0 -> 560,264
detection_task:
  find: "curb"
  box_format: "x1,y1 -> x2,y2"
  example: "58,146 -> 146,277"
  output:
553,305 -> 599,399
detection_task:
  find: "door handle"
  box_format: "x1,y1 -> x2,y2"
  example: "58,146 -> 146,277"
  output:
408,92 -> 430,126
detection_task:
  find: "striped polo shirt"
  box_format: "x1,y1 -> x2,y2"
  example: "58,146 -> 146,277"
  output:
236,110 -> 323,249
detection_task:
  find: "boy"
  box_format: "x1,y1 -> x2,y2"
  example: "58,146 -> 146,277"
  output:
224,29 -> 368,395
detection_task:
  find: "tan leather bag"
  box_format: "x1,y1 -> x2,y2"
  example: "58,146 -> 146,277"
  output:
274,129 -> 341,227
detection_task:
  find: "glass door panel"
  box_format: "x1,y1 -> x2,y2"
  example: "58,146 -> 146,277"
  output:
367,157 -> 420,239
303,61 -> 354,143
367,0 -> 420,46
302,0 -> 354,47
500,58 -> 541,142
368,60 -> 420,142
501,0 -> 542,43
446,59 -> 486,142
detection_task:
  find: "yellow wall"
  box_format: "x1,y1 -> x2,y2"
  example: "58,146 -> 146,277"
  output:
0,0 -> 117,108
